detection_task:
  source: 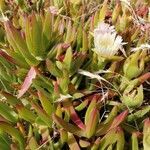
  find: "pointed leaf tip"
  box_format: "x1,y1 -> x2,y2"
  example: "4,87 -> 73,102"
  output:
0,50 -> 16,64
109,110 -> 128,130
18,67 -> 37,98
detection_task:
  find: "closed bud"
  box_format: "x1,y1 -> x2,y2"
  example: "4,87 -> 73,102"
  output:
123,51 -> 145,80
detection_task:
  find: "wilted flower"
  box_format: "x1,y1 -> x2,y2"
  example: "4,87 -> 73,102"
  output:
93,22 -> 125,57
122,84 -> 143,108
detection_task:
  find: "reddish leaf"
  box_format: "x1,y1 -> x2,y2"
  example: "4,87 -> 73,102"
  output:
132,131 -> 142,137
136,6 -> 148,17
63,100 -> 85,130
69,105 -> 85,130
18,67 -> 37,98
0,50 -> 16,64
138,72 -> 150,84
52,114 -> 85,137
144,118 -> 150,127
109,110 -> 128,130
0,115 -> 9,123
61,43 -> 70,49
86,108 -> 99,138
1,91 -> 20,105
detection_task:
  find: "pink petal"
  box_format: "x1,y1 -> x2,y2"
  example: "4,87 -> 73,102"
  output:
17,67 -> 37,98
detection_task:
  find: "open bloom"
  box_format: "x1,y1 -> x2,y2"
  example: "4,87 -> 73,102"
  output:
93,22 -> 124,57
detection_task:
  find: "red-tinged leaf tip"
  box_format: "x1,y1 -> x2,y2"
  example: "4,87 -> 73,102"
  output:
17,67 -> 37,98
4,20 -> 10,29
54,82 -> 60,93
0,50 -> 16,64
69,106 -> 85,130
15,104 -> 24,110
61,43 -> 70,49
4,21 -> 15,35
109,110 -> 128,130
90,15 -> 95,31
132,131 -> 142,137
95,137 -> 101,145
115,126 -> 123,133
0,115 -> 9,123
144,118 -> 150,126
49,6 -> 59,14
138,72 -> 150,84
86,108 -> 99,138
88,94 -> 100,103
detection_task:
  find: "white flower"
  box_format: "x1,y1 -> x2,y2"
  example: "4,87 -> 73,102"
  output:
93,22 -> 125,57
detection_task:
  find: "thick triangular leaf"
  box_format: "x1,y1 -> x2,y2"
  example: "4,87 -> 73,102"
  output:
52,114 -> 85,137
18,67 -> 37,98
0,122 -> 25,150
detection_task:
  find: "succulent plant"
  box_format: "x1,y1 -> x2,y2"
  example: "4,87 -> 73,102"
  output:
0,0 -> 150,149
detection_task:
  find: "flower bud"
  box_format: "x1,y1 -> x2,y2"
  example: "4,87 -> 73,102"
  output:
123,51 -> 145,80
121,84 -> 143,108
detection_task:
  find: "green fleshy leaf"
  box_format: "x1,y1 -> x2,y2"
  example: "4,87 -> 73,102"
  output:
0,101 -> 18,123
52,114 -> 85,137
0,122 -> 25,150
